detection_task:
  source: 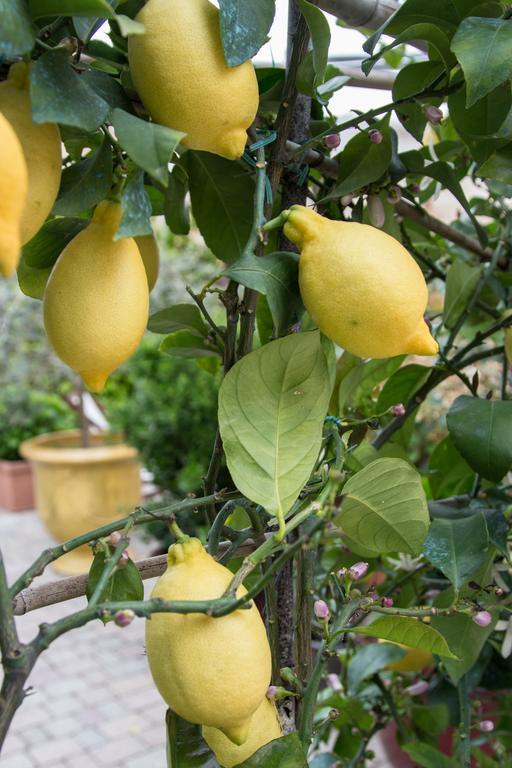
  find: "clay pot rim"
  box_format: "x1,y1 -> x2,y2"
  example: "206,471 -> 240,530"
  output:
19,430 -> 138,465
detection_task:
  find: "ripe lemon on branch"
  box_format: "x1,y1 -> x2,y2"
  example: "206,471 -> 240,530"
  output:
145,537 -> 272,746
128,0 -> 259,160
43,200 -> 149,392
0,62 -> 61,244
0,112 -> 27,278
265,205 -> 438,359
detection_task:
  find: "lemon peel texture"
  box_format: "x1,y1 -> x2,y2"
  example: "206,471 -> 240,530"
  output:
145,538 -> 272,745
43,201 -> 149,392
135,233 -> 159,291
128,0 -> 259,160
0,62 -> 62,244
0,112 -> 28,277
282,205 -> 438,359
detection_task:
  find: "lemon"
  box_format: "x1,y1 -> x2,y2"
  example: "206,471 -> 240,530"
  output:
128,0 -> 259,160
0,63 -> 61,244
504,310 -> 512,367
145,537 -> 272,745
282,205 -> 438,358
135,233 -> 159,291
202,697 -> 282,768
43,201 -> 149,392
0,112 -> 28,277
384,643 -> 433,673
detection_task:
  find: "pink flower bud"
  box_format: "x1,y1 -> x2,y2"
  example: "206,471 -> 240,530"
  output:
114,609 -> 135,627
473,610 -> 492,627
314,599 -> 330,622
336,567 -> 347,579
109,531 -> 122,546
495,587 -> 504,597
369,129 -> 383,144
117,550 -> 130,569
479,720 -> 495,733
382,597 -> 394,607
404,680 -> 429,696
266,685 -> 278,700
348,562 -> 369,581
391,403 -> 406,417
341,194 -> 354,207
424,589 -> 440,599
424,105 -> 443,125
368,195 -> 385,229
324,133 -> 341,149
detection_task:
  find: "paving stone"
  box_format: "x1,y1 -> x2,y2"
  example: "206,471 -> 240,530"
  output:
124,747 -> 166,768
88,736 -> 146,766
1,753 -> 34,768
28,737 -> 80,766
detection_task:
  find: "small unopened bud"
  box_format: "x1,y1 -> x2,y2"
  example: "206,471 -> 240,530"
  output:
369,128 -> 383,144
424,105 -> 443,125
314,599 -> 330,621
117,550 -> 130,569
473,610 -> 492,627
387,186 -> 402,204
368,195 -> 385,228
404,680 -> 429,696
410,183 -> 421,195
348,562 -> 369,581
341,194 -> 353,207
114,609 -> 135,627
109,531 -> 122,547
479,719 -> 495,733
336,567 -> 347,579
382,597 -> 394,607
266,685 -> 278,701
425,589 -> 440,599
324,133 -> 341,149
328,708 -> 339,720
391,403 -> 406,417
495,587 -> 504,597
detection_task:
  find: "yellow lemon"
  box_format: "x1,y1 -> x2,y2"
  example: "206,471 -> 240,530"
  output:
43,201 -> 149,392
202,697 -> 282,768
282,205 -> 438,359
128,0 -> 259,159
145,538 -> 272,745
135,233 -> 159,291
0,62 -> 61,244
504,309 -> 512,367
0,112 -> 28,277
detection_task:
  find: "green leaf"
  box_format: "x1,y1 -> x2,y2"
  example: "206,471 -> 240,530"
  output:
377,364 -> 430,413
80,69 -> 132,111
165,710 -> 217,768
347,643 -> 405,692
53,140 -> 113,216
478,144 -> 512,184
422,513 -> 489,590
428,435 -> 474,499
116,170 -> 152,239
0,0 -> 35,57
219,331 -> 333,537
320,121 -> 392,201
110,109 -> 184,186
29,0 -> 115,17
218,0 -> 275,67
392,61 -> 445,142
443,259 -> 483,329
161,331 -> 220,359
451,17 -> 512,107
432,600 -> 497,683
148,305 -> 209,337
86,550 -> 143,603
403,743 -> 458,768
364,23 -> 454,77
164,164 -> 190,235
17,259 -> 52,300
236,733 -> 307,768
338,356 -> 405,413
449,84 -> 512,141
30,49 -> 110,131
224,252 -> 302,335
298,0 -> 330,88
187,152 -> 254,264
447,395 -> 512,482
353,616 -> 458,659
23,218 -> 88,269
411,704 -> 449,738
335,458 -> 430,556
115,14 -> 145,37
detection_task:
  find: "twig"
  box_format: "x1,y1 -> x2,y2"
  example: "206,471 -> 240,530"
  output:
458,673 -> 472,768
185,285 -> 225,346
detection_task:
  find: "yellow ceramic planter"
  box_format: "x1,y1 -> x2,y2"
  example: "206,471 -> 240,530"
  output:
20,430 -> 141,575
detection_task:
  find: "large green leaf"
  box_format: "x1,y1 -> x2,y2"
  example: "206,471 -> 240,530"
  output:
347,643 -> 405,692
29,0 -> 115,17
30,48 -> 110,131
17,259 -> 52,301
422,513 -> 489,590
377,364 -> 430,413
224,251 -> 302,336
352,616 -> 457,659
187,152 -> 254,264
53,140 -> 113,216
443,259 -> 483,329
364,23 -> 454,77
447,395 -> 512,482
478,145 -> 512,184
298,0 -> 330,89
22,218 -> 88,270
338,356 -> 405,413
165,164 -> 190,235
451,17 -> 512,107
116,170 -> 152,239
110,109 -> 184,186
218,0 -> 275,67
336,458 -> 429,556
161,331 -> 220,359
166,710 -> 217,768
219,331 -> 333,537
148,305 -> 209,337
428,435 -> 474,499
236,733 -> 307,767
392,61 -> 445,142
0,0 -> 35,57
449,84 -> 512,141
403,743 -> 458,768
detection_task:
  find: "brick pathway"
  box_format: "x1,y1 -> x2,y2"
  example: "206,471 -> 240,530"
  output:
0,509 -> 167,767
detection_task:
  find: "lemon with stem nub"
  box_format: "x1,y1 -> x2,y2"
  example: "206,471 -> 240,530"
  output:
0,112 -> 28,277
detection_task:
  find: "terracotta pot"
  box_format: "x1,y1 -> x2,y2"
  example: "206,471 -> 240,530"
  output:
20,430 -> 141,575
0,460 -> 34,512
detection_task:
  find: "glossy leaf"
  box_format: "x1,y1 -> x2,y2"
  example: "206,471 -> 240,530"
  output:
0,0 -> 35,57
29,0 -> 115,16
364,23 -> 454,76
53,140 -> 113,216
443,259 -> 483,329
447,395 -> 512,482
165,164 -> 190,235
219,331 -> 333,536
451,17 -> 512,107
148,305 -> 209,337
347,643 -> 405,692
225,251 -> 302,335
353,616 -> 457,658
403,743 -> 458,768
86,550 -> 143,603
478,145 -> 512,184
448,84 -> 512,140
22,218 -> 88,270
236,733 -> 307,767
17,259 -> 52,301
161,331 -> 220,359
30,49 -> 110,131
336,458 -> 430,556
116,170 -> 152,239
422,513 -> 489,590
165,710 -> 217,768
377,364 -> 430,413
298,0 -> 330,88
110,109 -> 184,186
428,435 -> 474,499
338,356 -> 405,413
392,61 -> 445,142
218,0 -> 275,67
187,152 -> 254,264
80,69 -> 132,111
